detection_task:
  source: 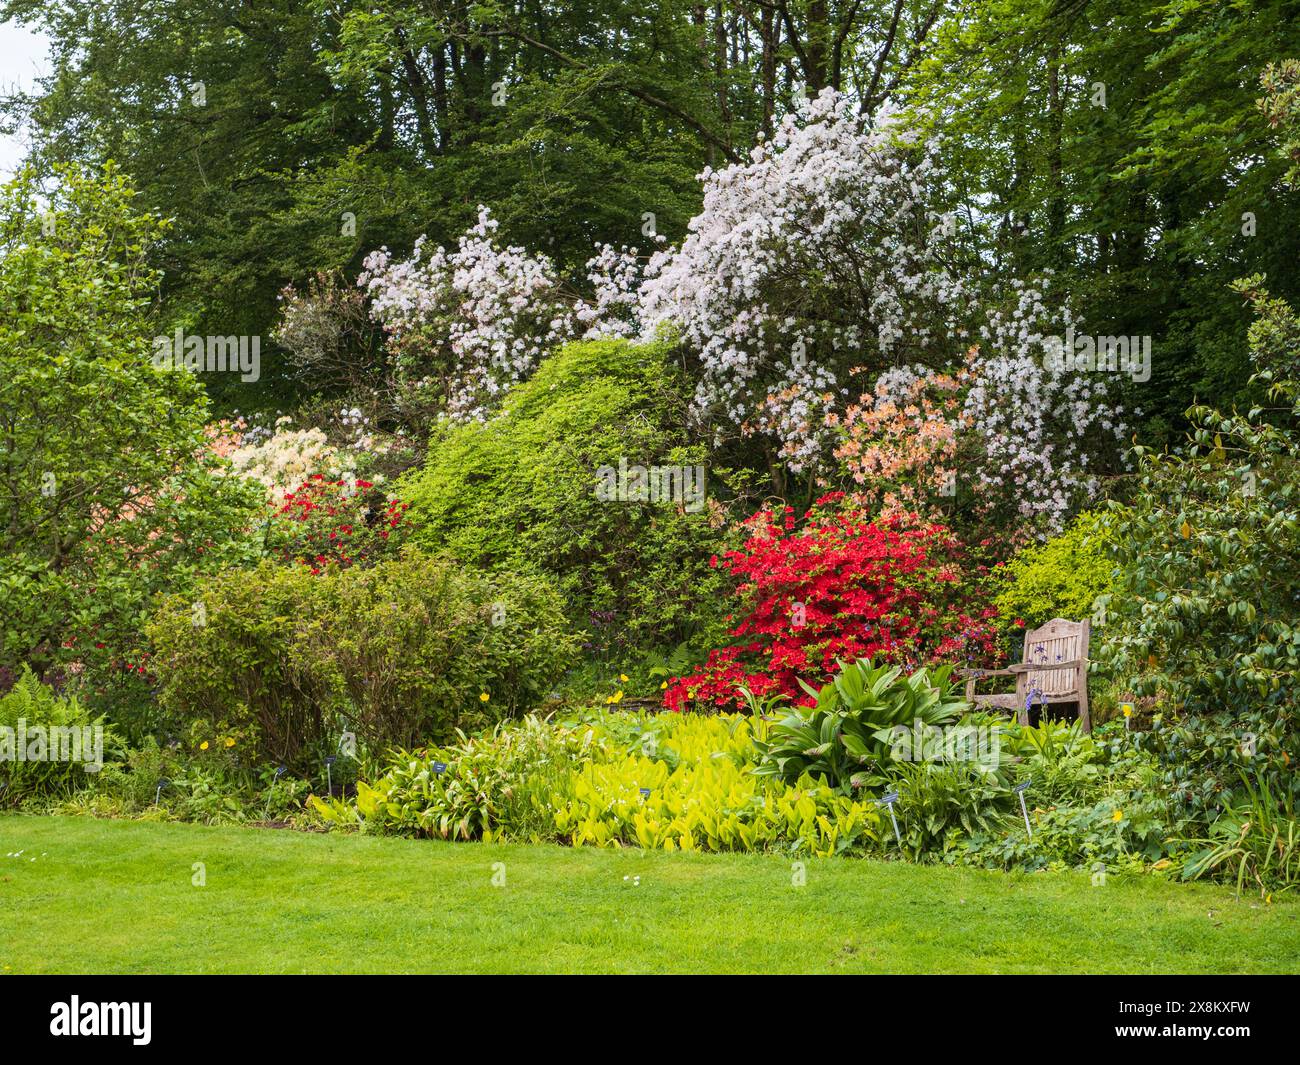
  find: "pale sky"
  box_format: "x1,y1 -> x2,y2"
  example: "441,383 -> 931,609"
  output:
0,20 -> 51,177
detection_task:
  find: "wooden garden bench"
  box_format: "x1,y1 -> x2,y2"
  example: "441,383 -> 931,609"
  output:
961,618 -> 1092,732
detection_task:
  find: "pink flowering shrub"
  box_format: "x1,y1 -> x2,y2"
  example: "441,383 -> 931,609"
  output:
831,364 -> 968,520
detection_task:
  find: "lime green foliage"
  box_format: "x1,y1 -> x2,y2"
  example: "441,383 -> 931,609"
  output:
551,715 -> 881,856
992,510 -> 1117,630
313,711 -> 882,857
147,551 -> 575,764
0,165 -> 261,683
752,659 -> 978,793
0,670 -> 120,804
3,815 -> 1298,974
400,339 -> 734,654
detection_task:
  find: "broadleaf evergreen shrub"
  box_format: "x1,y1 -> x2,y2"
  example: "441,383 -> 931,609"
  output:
146,551 -> 576,763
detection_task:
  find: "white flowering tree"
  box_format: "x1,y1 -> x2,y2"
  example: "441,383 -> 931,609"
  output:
358,207 -> 577,422
351,93 -> 1124,535
635,88 -> 1125,533
963,283 -> 1128,532
637,89 -> 972,473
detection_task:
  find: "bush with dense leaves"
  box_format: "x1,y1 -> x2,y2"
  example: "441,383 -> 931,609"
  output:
146,551 -> 576,764
400,338 -> 737,656
992,509 -> 1118,630
1096,279 -> 1300,714
0,166 -> 261,686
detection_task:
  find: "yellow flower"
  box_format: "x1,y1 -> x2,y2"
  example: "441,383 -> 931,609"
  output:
619,674 -> 629,682
1112,809 -> 1123,822
224,737 -> 236,748
1122,704 -> 1133,718
479,692 -> 490,702
199,741 -> 209,751
611,690 -> 624,704
660,681 -> 668,690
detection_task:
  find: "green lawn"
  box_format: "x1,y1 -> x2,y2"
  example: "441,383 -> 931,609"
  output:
1,814 -> 1296,973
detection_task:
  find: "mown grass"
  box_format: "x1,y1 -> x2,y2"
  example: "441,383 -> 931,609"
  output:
0,814 -> 1296,973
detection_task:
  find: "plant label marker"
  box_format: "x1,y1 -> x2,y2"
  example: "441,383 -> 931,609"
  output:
638,787 -> 651,800
155,778 -> 169,805
432,761 -> 447,775
264,767 -> 288,819
1013,778 -> 1033,837
876,790 -> 901,846
325,755 -> 336,794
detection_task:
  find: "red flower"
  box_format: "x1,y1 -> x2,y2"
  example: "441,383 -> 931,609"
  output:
663,500 -> 1000,711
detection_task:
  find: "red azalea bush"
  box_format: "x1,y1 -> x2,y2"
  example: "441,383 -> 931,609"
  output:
664,494 -> 1001,711
268,474 -> 408,573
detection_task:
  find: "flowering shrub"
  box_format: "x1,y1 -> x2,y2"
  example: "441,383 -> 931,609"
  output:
831,365 -> 967,520
833,300 -> 1128,536
963,285 -> 1127,532
637,90 -> 970,473
267,474 -> 408,573
358,206 -> 578,422
227,418 -> 359,499
576,243 -> 649,340
629,88 -> 1124,531
664,496 -> 1000,711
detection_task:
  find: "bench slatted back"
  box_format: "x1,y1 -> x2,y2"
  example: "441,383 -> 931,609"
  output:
1022,618 -> 1090,700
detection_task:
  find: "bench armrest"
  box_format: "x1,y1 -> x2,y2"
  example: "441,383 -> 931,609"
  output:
1009,659 -> 1085,674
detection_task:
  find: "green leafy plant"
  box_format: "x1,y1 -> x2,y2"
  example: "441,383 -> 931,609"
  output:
886,760 -> 1013,862
311,715 -> 594,842
1097,279 -> 1300,713
147,550 -> 576,764
0,165 -> 262,689
399,339 -> 740,656
752,658 -> 975,793
0,669 -> 120,804
1182,774 -> 1300,896
992,509 -> 1118,631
